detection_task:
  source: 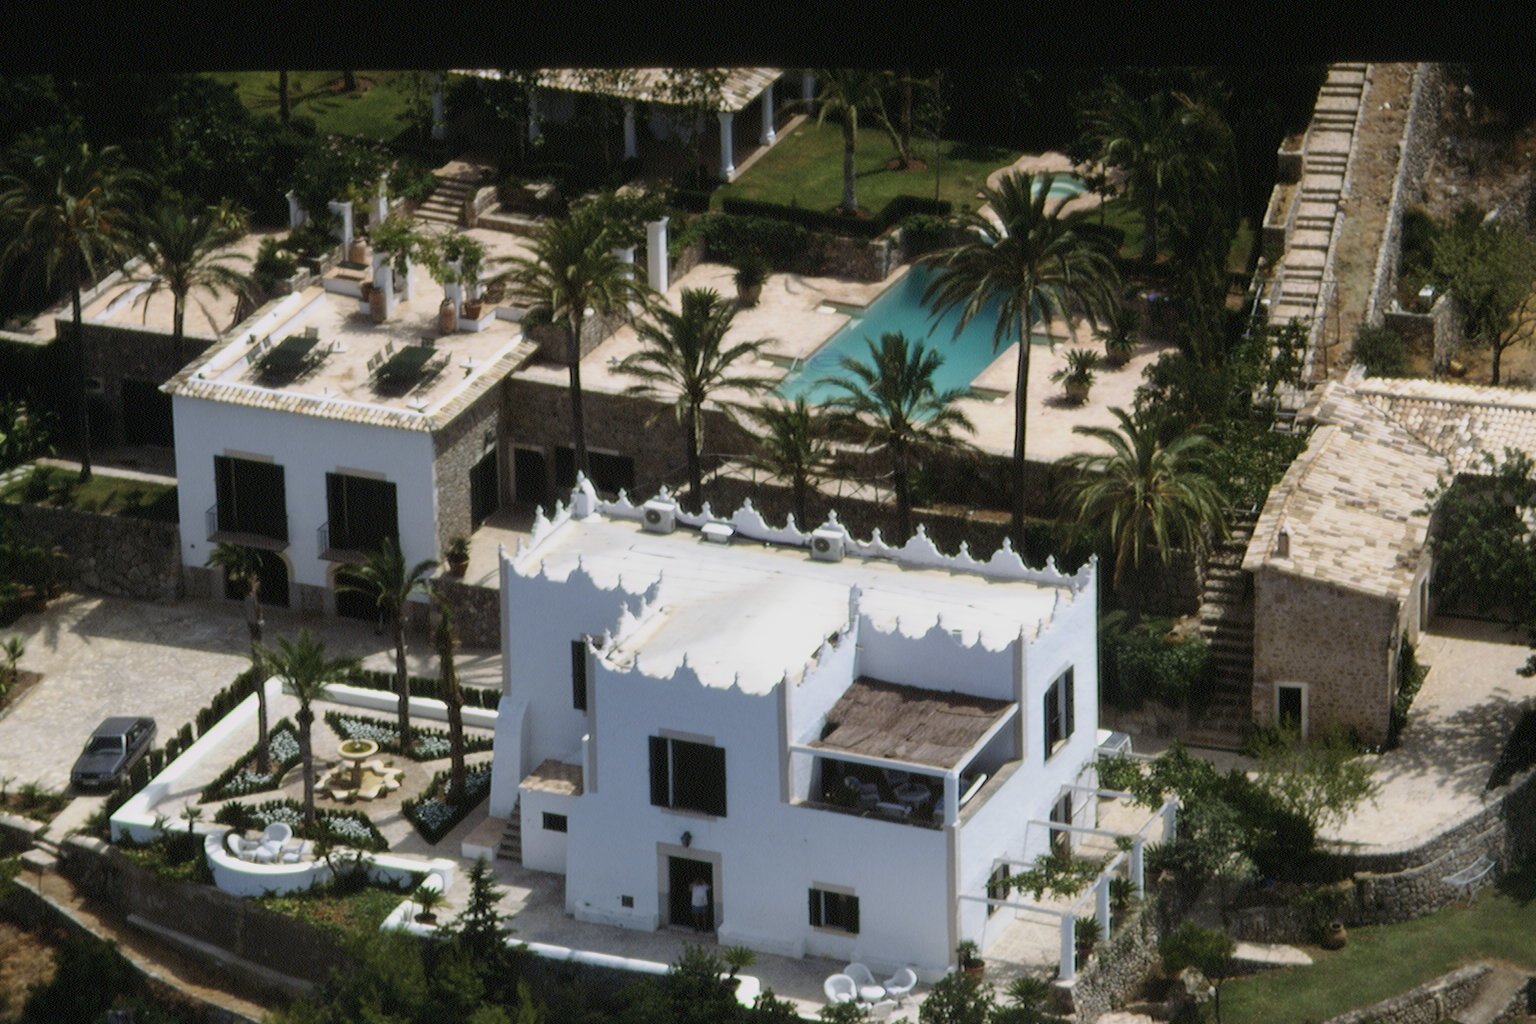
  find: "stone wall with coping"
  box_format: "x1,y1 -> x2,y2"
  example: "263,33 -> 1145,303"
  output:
524,309 -> 629,365
432,576 -> 501,650
3,502 -> 182,602
79,320 -> 218,446
1364,63 -> 1444,329
431,377 -> 507,556
1321,963 -> 1492,1024
1069,901 -> 1168,1024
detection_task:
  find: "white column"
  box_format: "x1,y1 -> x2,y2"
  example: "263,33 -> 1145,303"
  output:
1059,917 -> 1076,982
1095,875 -> 1112,941
1162,801 -> 1178,843
445,259 -> 463,320
1131,837 -> 1146,896
623,102 -> 638,160
431,74 -> 446,140
327,200 -> 353,250
373,175 -> 389,225
646,218 -> 669,293
528,87 -> 541,142
943,772 -> 960,827
372,251 -> 393,312
402,254 -> 416,301
286,191 -> 305,229
717,111 -> 736,181
760,86 -> 776,145
802,70 -> 816,112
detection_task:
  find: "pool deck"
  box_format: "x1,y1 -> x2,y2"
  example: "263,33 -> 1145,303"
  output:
516,257 -> 1173,465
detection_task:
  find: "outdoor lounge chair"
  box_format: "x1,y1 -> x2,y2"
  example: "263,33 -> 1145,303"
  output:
262,822 -> 293,845
823,974 -> 857,1005
867,1000 -> 898,1021
882,967 -> 917,1003
844,775 -> 879,809
844,963 -> 879,989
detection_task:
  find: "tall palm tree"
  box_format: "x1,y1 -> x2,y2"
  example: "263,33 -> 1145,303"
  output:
255,629 -> 360,827
1058,406 -> 1227,618
131,195 -> 253,369
337,539 -> 436,751
922,170 -> 1121,551
0,137 -> 145,483
206,542 -> 271,771
819,332 -> 974,543
431,589 -> 467,806
810,69 -> 894,215
1076,81 -> 1235,264
746,397 -> 834,529
493,203 -> 650,480
616,287 -> 776,509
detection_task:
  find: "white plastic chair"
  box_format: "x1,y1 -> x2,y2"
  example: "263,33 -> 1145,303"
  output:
883,967 -> 917,1003
824,974 -> 857,1005
868,1000 -> 898,1021
845,963 -> 879,989
262,821 -> 293,845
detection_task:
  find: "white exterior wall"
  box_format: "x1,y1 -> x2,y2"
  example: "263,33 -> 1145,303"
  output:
170,395 -> 438,593
858,616 -> 1019,703
519,787 -> 575,874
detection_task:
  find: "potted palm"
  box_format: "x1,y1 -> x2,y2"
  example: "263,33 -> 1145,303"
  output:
1103,305 -> 1140,367
956,939 -> 985,980
446,536 -> 471,577
1074,916 -> 1101,963
412,881 -> 445,924
733,253 -> 769,308
1052,348 -> 1102,404
722,945 -> 756,991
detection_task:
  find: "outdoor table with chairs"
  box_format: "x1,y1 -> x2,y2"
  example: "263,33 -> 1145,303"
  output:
256,328 -> 324,377
824,963 -> 916,1018
225,821 -> 312,865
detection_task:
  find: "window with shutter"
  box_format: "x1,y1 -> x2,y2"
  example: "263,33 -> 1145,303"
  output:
571,639 -> 588,711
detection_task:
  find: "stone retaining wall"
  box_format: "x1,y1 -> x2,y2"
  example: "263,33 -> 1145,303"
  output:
433,577 -> 501,650
1321,963 -> 1490,1024
1364,63 -> 1444,329
3,502 -> 182,602
1070,902 -> 1168,1024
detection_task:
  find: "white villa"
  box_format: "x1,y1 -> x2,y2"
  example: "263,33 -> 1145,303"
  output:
489,482 -> 1103,979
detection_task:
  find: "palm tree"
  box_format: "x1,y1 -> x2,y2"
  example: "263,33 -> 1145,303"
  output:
337,538 -> 436,751
809,69 -> 894,215
255,629 -> 360,827
206,542 -> 270,771
819,332 -> 974,543
1076,81 -> 1235,264
130,195 -> 253,369
746,397 -> 834,529
431,589 -> 467,806
1058,406 -> 1227,619
0,136 -> 146,483
493,203 -> 650,480
921,170 -> 1121,551
616,287 -> 776,509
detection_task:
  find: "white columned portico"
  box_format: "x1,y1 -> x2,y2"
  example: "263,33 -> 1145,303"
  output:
646,218 -> 669,294
760,86 -> 776,145
431,74 -> 446,140
623,102 -> 638,160
717,111 -> 736,181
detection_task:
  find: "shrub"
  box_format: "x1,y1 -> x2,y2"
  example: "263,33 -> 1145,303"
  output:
201,719 -> 303,801
1112,627 -> 1211,708
1353,324 -> 1410,377
282,219 -> 337,261
720,194 -> 952,239
1389,634 -> 1427,747
1488,708 -> 1536,789
391,160 -> 441,203
402,764 -> 493,844
901,213 -> 955,258
253,237 -> 299,292
698,213 -> 810,269
213,797 -> 387,851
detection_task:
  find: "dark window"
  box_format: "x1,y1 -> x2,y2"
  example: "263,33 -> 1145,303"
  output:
1044,668 -> 1075,756
1277,686 -> 1304,732
808,888 -> 859,933
649,736 -> 726,817
121,378 -> 174,446
214,455 -> 287,541
555,447 -> 636,498
470,448 -> 499,527
513,447 -> 550,510
542,812 -> 568,833
571,639 -> 588,711
325,473 -> 399,553
986,864 -> 1011,916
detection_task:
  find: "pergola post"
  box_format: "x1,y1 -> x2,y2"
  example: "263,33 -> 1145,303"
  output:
760,85 -> 776,145
623,102 -> 638,160
646,218 -> 669,294
286,191 -> 305,230
802,70 -> 816,113
431,73 -> 446,140
717,111 -> 736,181
1059,916 -> 1076,982
942,772 -> 960,827
1162,801 -> 1178,843
1131,837 -> 1146,896
326,200 -> 353,250
528,87 -> 541,143
373,174 -> 389,226
1095,874 -> 1112,941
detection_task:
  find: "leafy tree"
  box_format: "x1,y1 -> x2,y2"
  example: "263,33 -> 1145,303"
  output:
806,69 -> 894,214
1058,406 -> 1227,616
493,202 -> 651,481
1250,726 -> 1379,834
456,856 -> 513,976
819,332 -> 975,543
1160,924 -> 1236,1024
918,971 -> 995,1024
1430,210 -> 1536,384
659,68 -> 727,188
746,397 -> 834,529
481,69 -> 545,168
572,68 -> 640,171
337,538 -> 436,751
0,399 -> 51,473
254,629 -> 360,826
1425,448 -> 1536,620
0,132 -> 147,482
617,287 -> 776,508
18,934 -> 141,1024
129,192 -> 253,368
432,589 -> 468,805
1352,324 -> 1410,377
922,170 -> 1121,551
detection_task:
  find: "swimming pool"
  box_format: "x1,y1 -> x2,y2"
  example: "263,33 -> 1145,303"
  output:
777,266 -> 1053,404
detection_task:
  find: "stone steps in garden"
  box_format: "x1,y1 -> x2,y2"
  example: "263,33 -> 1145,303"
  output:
497,800 -> 522,863
1452,967 -> 1532,1024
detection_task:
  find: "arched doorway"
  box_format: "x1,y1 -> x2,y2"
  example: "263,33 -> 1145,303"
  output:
223,549 -> 290,609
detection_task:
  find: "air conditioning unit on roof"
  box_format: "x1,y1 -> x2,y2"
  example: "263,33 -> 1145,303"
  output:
642,497 -> 677,534
810,526 -> 846,562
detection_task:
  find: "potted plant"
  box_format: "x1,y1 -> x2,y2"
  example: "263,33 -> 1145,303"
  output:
1109,876 -> 1139,924
1052,348 -> 1102,404
956,939 -> 984,979
446,536 -> 471,577
1321,920 -> 1347,950
1103,305 -> 1139,367
412,882 -> 445,924
733,253 -> 769,308
722,945 -> 756,991
457,236 -> 488,320
1074,916 -> 1101,963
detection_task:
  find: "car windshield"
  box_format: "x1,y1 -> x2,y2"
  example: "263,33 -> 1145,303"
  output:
87,736 -> 124,754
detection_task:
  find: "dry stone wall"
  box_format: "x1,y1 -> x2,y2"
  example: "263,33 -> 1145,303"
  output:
1070,903 -> 1168,1024
1365,64 -> 1445,328
433,577 -> 501,650
3,502 -> 181,602
431,379 -> 506,556
1321,964 -> 1490,1024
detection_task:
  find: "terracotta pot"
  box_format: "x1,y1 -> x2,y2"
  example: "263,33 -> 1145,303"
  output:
1321,922 -> 1347,950
348,239 -> 369,264
414,912 -> 437,925
449,557 -> 468,577
962,963 -> 984,981
737,283 -> 763,308
462,301 -> 484,320
438,299 -> 457,334
369,289 -> 388,324
1065,381 -> 1091,404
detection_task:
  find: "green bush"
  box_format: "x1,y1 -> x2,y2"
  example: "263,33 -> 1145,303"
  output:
1112,627 -> 1211,708
213,797 -> 388,851
324,710 -> 495,761
1353,324 -> 1410,377
391,160 -> 441,203
401,764 -> 493,844
698,213 -> 811,269
201,719 -> 302,802
1488,708 -> 1536,790
282,218 -> 338,261
719,193 -> 952,239
901,213 -> 956,258
253,236 -> 299,292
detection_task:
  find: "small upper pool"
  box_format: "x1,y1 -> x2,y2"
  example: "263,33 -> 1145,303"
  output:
777,266 -> 1054,404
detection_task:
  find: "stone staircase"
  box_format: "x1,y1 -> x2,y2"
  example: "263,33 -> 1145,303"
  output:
1451,966 -> 1533,1024
415,173 -> 477,226
1186,509 -> 1259,750
496,800 -> 522,863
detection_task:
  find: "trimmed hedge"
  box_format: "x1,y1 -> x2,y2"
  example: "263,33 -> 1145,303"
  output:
719,193 -> 952,239
213,797 -> 388,852
323,710 -> 495,762
698,214 -> 811,269
343,668 -> 501,710
1111,628 -> 1211,709
401,764 -> 493,845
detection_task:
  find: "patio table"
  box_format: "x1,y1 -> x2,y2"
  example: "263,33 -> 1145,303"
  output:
859,984 -> 886,1004
258,333 -> 322,376
375,345 -> 436,385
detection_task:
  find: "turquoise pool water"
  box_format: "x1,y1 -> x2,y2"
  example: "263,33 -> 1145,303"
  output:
778,266 -> 1052,404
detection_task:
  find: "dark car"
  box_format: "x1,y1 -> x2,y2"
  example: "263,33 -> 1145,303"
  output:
70,717 -> 156,790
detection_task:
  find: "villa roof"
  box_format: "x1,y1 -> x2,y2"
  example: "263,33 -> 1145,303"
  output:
1347,376 -> 1536,473
812,677 -> 1013,770
456,68 -> 783,113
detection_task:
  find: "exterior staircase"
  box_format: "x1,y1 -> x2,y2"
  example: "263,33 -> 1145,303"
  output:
1451,966 -> 1533,1024
414,173 -> 477,226
1186,508 -> 1260,750
496,800 -> 522,864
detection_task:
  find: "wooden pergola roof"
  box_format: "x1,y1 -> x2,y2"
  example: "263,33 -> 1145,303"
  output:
811,677 -> 1012,771
456,68 -> 784,113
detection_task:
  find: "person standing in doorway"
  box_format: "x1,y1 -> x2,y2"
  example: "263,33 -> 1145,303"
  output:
690,877 -> 711,932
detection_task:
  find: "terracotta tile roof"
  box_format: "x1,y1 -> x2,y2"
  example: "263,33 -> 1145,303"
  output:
457,68 -> 784,113
1347,376 -> 1536,473
810,677 -> 1012,770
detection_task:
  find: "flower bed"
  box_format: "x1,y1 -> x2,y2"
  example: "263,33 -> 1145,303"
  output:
344,668 -> 501,709
213,797 -> 388,852
201,720 -> 302,802
324,710 -> 493,762
402,764 -> 492,845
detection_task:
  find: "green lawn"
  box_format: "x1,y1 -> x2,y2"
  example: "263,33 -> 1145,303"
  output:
1,466 -> 178,521
716,120 -> 1020,214
1221,869 -> 1536,1024
259,884 -> 411,940
203,71 -> 419,140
